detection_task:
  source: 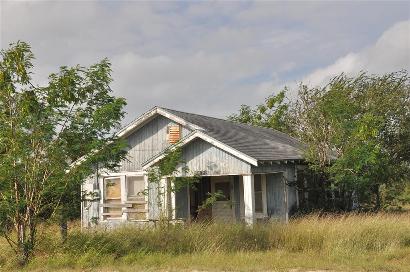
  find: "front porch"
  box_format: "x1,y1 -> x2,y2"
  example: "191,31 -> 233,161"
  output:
167,173 -> 296,224
81,168 -> 298,228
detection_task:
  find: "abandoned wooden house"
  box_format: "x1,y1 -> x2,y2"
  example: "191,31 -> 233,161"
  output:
81,106 -> 305,228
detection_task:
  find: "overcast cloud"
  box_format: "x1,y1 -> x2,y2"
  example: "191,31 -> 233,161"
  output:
1,1 -> 409,124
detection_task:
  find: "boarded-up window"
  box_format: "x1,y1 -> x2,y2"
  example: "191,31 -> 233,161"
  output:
167,125 -> 181,144
105,177 -> 121,200
103,177 -> 122,219
127,176 -> 145,201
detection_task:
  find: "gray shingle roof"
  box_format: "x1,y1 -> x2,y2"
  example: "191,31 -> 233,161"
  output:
161,107 -> 304,161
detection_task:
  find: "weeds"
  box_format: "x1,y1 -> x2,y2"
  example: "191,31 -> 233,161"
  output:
1,213 -> 410,271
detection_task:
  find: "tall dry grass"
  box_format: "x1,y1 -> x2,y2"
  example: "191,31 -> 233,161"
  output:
60,213 -> 410,257
1,213 -> 410,270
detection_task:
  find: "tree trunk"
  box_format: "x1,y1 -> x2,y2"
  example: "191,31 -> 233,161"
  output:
374,184 -> 381,211
60,218 -> 68,242
16,222 -> 32,266
345,191 -> 352,211
320,174 -> 328,210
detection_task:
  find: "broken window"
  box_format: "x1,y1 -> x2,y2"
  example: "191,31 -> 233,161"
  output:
125,175 -> 147,221
127,176 -> 145,201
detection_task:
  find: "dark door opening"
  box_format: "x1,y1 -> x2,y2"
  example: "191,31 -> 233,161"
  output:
189,176 -> 211,221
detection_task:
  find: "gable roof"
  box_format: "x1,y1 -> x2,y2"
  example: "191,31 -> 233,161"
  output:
141,130 -> 259,169
119,106 -> 304,165
117,106 -> 203,138
161,107 -> 304,162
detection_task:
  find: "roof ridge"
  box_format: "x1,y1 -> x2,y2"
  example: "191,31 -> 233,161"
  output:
159,106 -> 303,145
159,106 -> 231,123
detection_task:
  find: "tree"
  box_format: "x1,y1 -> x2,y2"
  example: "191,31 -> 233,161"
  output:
228,89 -> 293,134
147,146 -> 199,224
229,71 -> 409,211
293,72 -> 410,210
0,41 -> 127,264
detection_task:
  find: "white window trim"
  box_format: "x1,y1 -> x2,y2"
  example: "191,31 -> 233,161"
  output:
100,176 -> 123,221
125,173 -> 148,221
100,173 -> 148,222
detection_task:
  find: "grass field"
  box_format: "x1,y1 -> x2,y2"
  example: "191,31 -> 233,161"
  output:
1,213 -> 410,271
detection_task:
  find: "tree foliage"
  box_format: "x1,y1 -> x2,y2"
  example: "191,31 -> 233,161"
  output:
147,146 -> 199,223
228,89 -> 293,134
0,41 -> 127,263
294,72 -> 410,210
231,71 -> 410,211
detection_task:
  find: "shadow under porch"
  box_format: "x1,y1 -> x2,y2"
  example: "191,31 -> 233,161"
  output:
174,176 -> 242,222
172,173 -> 297,223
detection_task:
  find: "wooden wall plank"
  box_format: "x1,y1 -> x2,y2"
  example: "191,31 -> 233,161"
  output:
175,185 -> 188,219
180,138 -> 251,176
266,172 -> 284,219
120,115 -> 192,172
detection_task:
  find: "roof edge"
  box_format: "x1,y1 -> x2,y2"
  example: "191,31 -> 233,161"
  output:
117,106 -> 203,138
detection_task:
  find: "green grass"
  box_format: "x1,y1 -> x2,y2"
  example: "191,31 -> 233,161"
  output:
1,213 -> 410,271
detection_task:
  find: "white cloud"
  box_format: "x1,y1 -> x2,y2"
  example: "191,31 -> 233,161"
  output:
1,1 -> 409,122
302,20 -> 410,87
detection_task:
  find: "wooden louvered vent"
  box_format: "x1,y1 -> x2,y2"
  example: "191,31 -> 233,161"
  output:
167,125 -> 181,144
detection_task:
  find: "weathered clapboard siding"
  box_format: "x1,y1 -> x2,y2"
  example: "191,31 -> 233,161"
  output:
120,115 -> 191,172
81,174 -> 100,228
175,185 -> 189,219
147,181 -> 160,220
266,173 -> 285,219
180,138 -> 251,176
266,167 -> 297,220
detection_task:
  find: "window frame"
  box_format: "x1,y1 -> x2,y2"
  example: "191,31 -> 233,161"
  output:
101,176 -> 124,220
99,173 -> 147,222
104,176 -> 122,200
126,175 -> 145,201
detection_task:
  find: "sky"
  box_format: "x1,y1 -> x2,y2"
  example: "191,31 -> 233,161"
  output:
1,1 -> 410,124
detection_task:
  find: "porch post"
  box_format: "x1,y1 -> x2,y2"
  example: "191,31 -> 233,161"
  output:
146,175 -> 157,221
166,178 -> 176,220
243,174 -> 256,225
159,177 -> 167,216
171,188 -> 176,220
120,175 -> 127,221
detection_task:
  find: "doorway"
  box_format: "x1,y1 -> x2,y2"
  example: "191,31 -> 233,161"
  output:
211,176 -> 234,221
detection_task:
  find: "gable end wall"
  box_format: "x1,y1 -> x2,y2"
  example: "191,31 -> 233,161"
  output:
120,115 -> 192,172
179,138 -> 252,176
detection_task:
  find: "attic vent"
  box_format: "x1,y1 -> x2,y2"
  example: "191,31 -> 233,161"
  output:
167,125 -> 181,144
